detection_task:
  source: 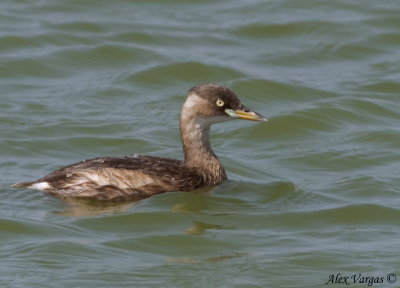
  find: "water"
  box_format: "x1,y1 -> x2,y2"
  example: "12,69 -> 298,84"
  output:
1,0 -> 400,287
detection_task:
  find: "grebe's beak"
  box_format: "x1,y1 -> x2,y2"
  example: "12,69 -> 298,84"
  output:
225,106 -> 267,122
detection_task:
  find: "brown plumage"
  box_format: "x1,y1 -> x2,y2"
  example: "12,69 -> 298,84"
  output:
12,84 -> 266,201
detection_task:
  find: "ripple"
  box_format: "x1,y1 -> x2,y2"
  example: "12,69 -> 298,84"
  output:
0,57 -> 68,79
332,41 -> 383,60
50,44 -> 162,71
232,20 -> 349,39
308,204 -> 400,226
224,204 -> 400,231
332,174 -> 400,201
105,234 -> 239,257
0,35 -> 40,54
339,97 -> 400,121
125,61 -> 244,85
357,81 -> 400,94
265,104 -> 354,141
364,16 -> 400,30
369,32 -> 400,47
49,21 -> 107,34
234,78 -> 338,103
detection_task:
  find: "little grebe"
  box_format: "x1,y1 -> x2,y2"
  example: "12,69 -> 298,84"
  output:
13,84 -> 266,201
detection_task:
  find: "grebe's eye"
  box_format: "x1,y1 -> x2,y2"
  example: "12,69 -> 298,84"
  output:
216,99 -> 224,107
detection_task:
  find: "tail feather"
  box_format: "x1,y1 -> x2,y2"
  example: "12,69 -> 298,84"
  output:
11,181 -> 35,188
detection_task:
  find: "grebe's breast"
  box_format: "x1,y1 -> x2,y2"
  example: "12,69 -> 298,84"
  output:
28,155 -> 207,201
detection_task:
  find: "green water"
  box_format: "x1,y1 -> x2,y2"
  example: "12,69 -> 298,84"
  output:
1,0 -> 400,287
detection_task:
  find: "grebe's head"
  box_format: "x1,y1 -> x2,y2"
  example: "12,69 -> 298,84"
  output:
181,84 -> 267,128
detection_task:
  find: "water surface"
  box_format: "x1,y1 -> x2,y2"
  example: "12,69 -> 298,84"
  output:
1,0 -> 400,287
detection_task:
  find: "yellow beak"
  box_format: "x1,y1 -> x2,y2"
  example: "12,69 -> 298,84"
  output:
225,108 -> 267,122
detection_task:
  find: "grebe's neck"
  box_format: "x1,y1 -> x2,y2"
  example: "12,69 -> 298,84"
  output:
179,106 -> 226,185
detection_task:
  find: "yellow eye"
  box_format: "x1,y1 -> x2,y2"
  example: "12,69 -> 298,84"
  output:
216,99 -> 224,107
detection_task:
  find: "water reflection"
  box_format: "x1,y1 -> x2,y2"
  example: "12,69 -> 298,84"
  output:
53,198 -> 135,217
167,252 -> 244,264
185,221 -> 232,235
53,186 -> 215,217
